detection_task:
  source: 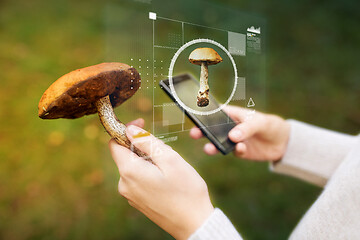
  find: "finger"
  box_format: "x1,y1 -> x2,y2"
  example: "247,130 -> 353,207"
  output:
234,142 -> 247,158
228,120 -> 260,143
126,118 -> 145,128
126,125 -> 172,165
189,127 -> 203,139
118,178 -> 129,199
222,105 -> 249,123
109,139 -> 137,173
110,138 -> 159,182
204,143 -> 219,155
228,124 -> 244,143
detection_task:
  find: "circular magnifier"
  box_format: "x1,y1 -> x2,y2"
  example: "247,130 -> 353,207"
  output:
168,38 -> 238,115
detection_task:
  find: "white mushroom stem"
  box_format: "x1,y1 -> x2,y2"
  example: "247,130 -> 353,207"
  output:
197,62 -> 210,107
95,95 -> 152,162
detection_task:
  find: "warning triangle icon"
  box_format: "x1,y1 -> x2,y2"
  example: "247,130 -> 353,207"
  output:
247,98 -> 255,107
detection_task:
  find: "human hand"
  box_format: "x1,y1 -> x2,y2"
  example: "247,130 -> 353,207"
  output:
190,106 -> 290,161
109,119 -> 214,240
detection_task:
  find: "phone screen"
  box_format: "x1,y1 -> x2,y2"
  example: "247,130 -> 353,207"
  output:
160,74 -> 236,154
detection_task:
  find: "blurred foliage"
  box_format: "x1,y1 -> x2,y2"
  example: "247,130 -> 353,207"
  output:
0,0 -> 359,239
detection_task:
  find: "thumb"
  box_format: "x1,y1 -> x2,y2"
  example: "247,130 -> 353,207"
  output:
108,139 -> 136,173
126,125 -> 171,166
222,105 -> 249,122
228,120 -> 261,143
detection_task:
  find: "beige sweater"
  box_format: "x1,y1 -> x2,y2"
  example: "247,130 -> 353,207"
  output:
189,120 -> 359,240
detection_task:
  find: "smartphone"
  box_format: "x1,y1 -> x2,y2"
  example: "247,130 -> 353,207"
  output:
159,73 -> 236,154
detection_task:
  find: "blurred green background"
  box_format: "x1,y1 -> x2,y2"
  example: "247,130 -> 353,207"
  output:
0,0 -> 359,239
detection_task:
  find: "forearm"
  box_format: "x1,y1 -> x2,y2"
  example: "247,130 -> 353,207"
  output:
271,119 -> 357,186
188,208 -> 243,240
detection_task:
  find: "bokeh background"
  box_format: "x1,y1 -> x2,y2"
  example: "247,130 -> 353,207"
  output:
0,0 -> 359,239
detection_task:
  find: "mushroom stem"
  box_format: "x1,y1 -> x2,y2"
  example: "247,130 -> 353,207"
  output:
95,95 -> 152,162
197,62 -> 209,107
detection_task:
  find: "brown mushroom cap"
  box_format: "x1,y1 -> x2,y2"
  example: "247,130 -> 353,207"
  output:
189,48 -> 223,65
38,62 -> 141,119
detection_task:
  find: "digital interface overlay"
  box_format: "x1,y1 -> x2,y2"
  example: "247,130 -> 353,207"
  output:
105,0 -> 266,145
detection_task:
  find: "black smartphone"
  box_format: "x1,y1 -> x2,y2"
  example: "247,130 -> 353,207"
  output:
159,73 -> 236,154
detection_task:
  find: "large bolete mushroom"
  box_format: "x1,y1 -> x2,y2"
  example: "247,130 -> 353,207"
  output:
38,62 -> 151,161
189,48 -> 222,107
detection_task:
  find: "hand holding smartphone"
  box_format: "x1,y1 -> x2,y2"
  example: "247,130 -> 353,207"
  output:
159,73 -> 236,154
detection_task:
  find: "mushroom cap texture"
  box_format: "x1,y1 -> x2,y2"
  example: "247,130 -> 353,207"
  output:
38,62 -> 141,119
189,48 -> 223,65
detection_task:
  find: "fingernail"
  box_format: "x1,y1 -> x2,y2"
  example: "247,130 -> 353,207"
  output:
230,129 -> 242,141
204,143 -> 211,152
204,143 -> 217,155
135,118 -> 144,125
133,119 -> 141,125
127,125 -> 150,138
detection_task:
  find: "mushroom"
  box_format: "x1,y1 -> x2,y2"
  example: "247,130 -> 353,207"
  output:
189,48 -> 222,107
38,62 -> 151,161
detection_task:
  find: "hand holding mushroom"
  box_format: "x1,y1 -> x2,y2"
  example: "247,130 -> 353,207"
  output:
38,62 -> 152,162
109,125 -> 214,240
189,48 -> 222,107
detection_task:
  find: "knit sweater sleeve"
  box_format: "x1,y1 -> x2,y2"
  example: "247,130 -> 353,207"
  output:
270,119 -> 357,186
189,120 -> 358,240
188,208 -> 243,240
289,136 -> 360,239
